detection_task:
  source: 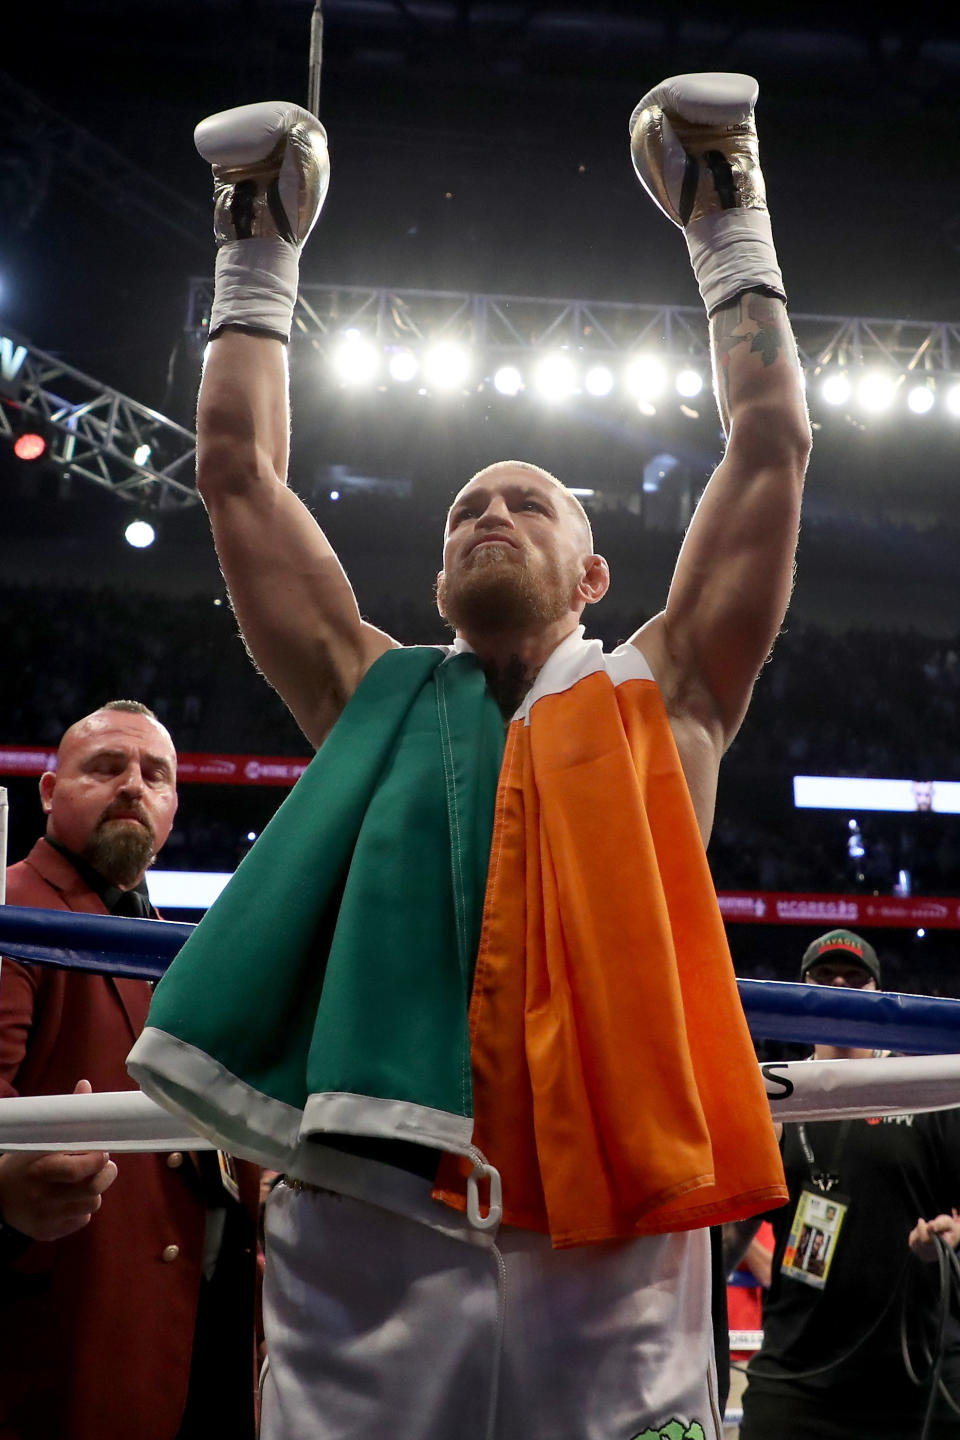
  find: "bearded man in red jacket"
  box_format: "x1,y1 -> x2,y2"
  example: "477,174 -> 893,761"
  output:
0,700 -> 260,1440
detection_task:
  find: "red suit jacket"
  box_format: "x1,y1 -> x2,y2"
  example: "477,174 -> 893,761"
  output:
0,840 -> 260,1440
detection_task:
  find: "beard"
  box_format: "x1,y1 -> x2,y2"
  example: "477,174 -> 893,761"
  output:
438,544 -> 579,638
83,810 -> 156,890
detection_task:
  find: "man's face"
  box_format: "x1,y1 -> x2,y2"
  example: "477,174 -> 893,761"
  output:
913,781 -> 934,811
436,463 -> 598,637
40,710 -> 178,889
804,959 -> 876,990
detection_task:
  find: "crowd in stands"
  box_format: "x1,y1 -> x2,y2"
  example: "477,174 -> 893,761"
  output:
4,582 -> 960,895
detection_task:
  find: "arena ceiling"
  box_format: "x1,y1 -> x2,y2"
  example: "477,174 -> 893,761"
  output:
8,4 -> 960,338
3,3 -> 960,587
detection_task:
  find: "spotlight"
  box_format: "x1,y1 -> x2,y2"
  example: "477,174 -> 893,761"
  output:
13,431 -> 46,461
945,383 -> 960,418
423,342 -> 470,391
906,384 -> 934,415
581,364 -> 612,398
624,354 -> 667,404
332,331 -> 379,386
124,520 -> 155,549
917,928 -> 926,939
133,443 -> 152,466
329,490 -> 340,501
583,364 -> 613,398
493,365 -> 523,397
388,349 -> 418,383
675,368 -> 704,399
534,353 -> 577,402
821,372 -> 852,406
856,370 -> 897,414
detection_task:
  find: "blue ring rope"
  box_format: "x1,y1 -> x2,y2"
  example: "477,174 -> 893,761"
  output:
1,905 -> 958,1054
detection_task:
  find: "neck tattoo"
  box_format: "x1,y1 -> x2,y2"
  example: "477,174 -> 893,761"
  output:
481,654 -> 537,721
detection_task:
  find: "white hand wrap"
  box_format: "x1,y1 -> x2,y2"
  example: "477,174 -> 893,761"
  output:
684,208 -> 784,317
208,238 -> 300,341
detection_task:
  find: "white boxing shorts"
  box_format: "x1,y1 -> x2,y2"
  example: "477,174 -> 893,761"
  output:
260,1151 -> 720,1440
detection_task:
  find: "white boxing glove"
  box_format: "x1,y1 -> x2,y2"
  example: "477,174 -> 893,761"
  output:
196,101 -> 330,342
629,73 -> 785,316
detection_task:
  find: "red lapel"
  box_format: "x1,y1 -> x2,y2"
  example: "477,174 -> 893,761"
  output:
20,840 -> 151,1039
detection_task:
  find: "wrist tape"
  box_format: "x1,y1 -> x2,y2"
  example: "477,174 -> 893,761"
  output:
208,237 -> 300,343
684,208 -> 785,317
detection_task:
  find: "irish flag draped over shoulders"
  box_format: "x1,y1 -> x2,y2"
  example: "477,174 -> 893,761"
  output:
434,630 -> 787,1244
128,629 -> 785,1247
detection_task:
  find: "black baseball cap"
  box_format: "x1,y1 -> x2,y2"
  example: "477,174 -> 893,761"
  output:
800,929 -> 881,987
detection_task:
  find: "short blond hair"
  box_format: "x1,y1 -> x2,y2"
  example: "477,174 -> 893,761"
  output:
454,460 -> 594,551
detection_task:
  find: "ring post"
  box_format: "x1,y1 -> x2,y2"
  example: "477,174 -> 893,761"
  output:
308,0 -> 324,117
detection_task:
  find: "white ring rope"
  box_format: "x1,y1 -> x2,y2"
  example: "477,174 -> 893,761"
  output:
0,1090 -> 216,1151
0,1055 -> 958,1152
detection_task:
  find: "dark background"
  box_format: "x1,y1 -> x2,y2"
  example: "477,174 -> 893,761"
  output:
4,4 -> 960,988
4,4 -> 960,612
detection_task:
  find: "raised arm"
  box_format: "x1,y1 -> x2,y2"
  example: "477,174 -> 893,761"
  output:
626,75 -> 811,793
194,103 -> 395,749
647,290 -> 809,742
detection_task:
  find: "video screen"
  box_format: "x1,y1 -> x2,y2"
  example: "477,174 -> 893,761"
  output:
793,776 -> 960,814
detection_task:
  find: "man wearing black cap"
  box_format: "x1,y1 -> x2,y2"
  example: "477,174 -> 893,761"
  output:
740,929 -> 960,1440
799,929 -> 882,1021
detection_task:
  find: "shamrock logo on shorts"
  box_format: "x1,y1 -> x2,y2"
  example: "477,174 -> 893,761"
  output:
631,1420 -> 706,1440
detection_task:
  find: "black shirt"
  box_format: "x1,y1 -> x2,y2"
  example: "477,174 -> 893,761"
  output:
745,1108 -> 960,1419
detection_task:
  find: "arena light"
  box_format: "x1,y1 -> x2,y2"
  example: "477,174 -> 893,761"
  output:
493,364 -> 523,397
388,349 -> 418,383
624,354 -> 668,404
820,371 -> 852,406
945,383 -> 960,418
13,431 -> 46,461
533,353 -> 577,402
124,520 -> 155,549
423,341 -> 471,391
584,364 -> 614,398
146,871 -> 231,909
906,384 -> 935,415
675,368 -> 704,399
332,330 -> 379,386
133,442 -> 152,467
856,369 -> 897,415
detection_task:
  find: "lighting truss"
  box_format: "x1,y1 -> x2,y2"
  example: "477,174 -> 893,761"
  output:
185,278 -> 960,376
5,289 -> 958,517
0,335 -> 197,508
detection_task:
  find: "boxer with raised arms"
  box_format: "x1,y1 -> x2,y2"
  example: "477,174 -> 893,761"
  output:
130,74 -> 811,1440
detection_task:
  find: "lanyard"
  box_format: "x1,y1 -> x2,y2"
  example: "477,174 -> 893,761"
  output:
796,1119 -> 852,1193
796,1049 -> 887,1192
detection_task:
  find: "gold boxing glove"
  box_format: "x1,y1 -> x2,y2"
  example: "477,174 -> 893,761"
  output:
629,73 -> 784,315
195,101 -> 330,341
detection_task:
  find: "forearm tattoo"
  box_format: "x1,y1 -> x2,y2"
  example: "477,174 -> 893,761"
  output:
714,291 -> 788,408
